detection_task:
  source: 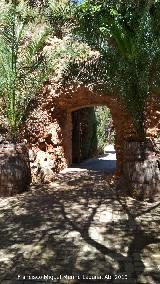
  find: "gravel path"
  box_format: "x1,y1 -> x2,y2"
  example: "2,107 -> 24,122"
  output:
0,170 -> 159,284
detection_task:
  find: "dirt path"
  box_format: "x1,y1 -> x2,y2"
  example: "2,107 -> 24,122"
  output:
0,170 -> 159,284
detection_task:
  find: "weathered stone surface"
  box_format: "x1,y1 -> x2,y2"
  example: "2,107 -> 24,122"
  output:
29,149 -> 56,183
122,140 -> 160,202
145,92 -> 160,139
0,143 -> 31,196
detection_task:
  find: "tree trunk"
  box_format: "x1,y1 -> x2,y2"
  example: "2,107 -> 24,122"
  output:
0,143 -> 31,196
122,139 -> 160,202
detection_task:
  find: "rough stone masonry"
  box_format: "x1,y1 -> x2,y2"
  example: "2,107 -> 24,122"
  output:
20,83 -> 160,183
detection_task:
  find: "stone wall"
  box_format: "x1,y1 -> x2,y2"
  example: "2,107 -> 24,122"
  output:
0,144 -> 31,195
20,84 -> 160,183
145,92 -> 160,140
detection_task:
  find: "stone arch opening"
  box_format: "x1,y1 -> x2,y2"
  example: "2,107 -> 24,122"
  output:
67,104 -> 118,171
70,105 -> 115,165
70,105 -> 116,173
21,84 -> 138,182
61,87 -> 138,174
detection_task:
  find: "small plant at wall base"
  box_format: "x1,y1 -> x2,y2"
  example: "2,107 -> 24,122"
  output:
0,0 -> 50,142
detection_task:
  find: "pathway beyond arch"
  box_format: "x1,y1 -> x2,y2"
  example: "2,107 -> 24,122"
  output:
61,144 -> 116,173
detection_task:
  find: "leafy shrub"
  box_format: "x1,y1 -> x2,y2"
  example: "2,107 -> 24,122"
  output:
95,106 -> 115,153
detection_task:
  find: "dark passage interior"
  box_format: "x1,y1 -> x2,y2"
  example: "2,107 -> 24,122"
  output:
72,107 -> 97,164
71,106 -> 116,172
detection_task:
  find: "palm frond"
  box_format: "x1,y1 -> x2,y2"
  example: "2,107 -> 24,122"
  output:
0,1 -> 51,139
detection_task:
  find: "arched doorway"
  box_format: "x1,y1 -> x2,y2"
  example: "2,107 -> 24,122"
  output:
21,84 -> 138,181
71,106 -> 116,173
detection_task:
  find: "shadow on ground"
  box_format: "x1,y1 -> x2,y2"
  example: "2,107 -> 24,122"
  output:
0,170 -> 159,284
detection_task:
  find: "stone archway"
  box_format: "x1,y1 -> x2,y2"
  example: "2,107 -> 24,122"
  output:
21,84 -> 157,183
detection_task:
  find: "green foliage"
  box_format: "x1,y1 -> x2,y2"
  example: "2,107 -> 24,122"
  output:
95,106 -> 114,153
157,131 -> 160,141
44,37 -> 97,85
80,107 -> 97,160
1,0 -> 159,144
0,0 -> 51,140
46,0 -> 76,38
72,0 -> 160,139
0,0 -> 95,141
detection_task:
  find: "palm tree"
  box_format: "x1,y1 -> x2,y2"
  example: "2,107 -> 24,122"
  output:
70,0 -> 160,200
0,0 -> 50,141
73,0 -> 160,140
